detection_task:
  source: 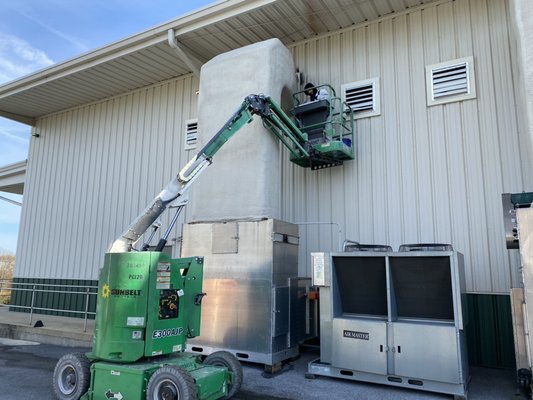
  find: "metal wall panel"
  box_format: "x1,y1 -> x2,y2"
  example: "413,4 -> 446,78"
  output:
283,0 -> 532,293
16,75 -> 199,280
466,293 -> 515,368
15,0 -> 530,295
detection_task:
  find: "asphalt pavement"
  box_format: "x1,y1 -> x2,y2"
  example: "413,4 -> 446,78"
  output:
0,337 -> 526,400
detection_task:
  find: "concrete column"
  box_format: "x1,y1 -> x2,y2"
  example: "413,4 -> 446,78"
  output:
190,38 -> 296,222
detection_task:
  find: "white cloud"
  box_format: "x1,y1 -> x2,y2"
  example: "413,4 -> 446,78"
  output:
16,11 -> 89,53
0,33 -> 54,83
0,127 -> 29,144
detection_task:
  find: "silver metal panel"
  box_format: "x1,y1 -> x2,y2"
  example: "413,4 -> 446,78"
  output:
182,219 -> 301,365
186,343 -> 299,366
211,222 -> 238,254
391,322 -> 460,383
196,278 -> 272,352
318,286 -> 333,364
517,208 -> 533,370
272,286 -> 289,337
308,359 -> 468,397
502,193 -> 520,249
510,287 -> 529,370
331,318 -> 388,375
288,277 -> 314,347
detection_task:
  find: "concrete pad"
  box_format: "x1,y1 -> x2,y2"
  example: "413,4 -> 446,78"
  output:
0,307 -> 93,347
191,38 -> 296,222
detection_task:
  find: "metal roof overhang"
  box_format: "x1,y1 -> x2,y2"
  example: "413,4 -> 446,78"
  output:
0,0 -> 438,125
0,160 -> 26,195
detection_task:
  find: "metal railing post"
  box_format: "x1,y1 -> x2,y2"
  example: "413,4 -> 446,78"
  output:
29,284 -> 36,326
84,288 -> 90,332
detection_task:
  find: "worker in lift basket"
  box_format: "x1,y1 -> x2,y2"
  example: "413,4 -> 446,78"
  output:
304,82 -> 330,102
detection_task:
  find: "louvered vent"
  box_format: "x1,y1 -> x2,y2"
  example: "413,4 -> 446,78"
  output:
341,78 -> 381,119
431,62 -> 468,98
345,83 -> 374,111
184,119 -> 198,150
426,57 -> 476,106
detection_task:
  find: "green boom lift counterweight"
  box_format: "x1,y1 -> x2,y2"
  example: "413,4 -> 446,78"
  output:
53,90 -> 354,400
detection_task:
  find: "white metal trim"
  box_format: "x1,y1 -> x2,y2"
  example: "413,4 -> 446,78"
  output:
426,56 -> 477,106
184,118 -> 199,150
341,77 -> 381,119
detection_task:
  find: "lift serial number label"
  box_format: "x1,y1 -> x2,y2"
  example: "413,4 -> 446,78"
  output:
343,330 -> 369,341
152,327 -> 183,339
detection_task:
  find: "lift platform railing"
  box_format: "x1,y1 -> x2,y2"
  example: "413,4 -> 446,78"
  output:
292,84 -> 355,145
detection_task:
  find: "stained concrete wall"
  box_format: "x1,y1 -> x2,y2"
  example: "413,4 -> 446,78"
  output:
190,38 -> 296,222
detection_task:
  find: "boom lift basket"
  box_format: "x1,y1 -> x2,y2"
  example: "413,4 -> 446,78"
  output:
290,84 -> 355,169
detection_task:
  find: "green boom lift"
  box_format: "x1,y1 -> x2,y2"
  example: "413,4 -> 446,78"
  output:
52,90 -> 354,400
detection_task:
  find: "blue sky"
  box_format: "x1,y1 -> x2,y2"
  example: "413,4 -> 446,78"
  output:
0,0 -> 214,253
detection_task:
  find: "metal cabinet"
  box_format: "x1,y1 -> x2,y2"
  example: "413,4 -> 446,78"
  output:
308,251 -> 469,398
181,219 -> 314,369
391,322 -> 461,383
332,317 -> 388,375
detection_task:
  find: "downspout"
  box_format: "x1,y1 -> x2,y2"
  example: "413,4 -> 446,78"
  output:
167,29 -> 202,76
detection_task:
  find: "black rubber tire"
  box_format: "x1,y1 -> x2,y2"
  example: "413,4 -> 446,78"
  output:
203,351 -> 243,399
146,365 -> 198,400
52,353 -> 91,400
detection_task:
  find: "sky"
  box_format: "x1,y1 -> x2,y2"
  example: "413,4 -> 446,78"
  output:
0,0 -> 215,253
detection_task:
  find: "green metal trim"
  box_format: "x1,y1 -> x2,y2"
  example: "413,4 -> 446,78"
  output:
510,192 -> 533,206
265,96 -> 309,144
466,293 -> 515,369
199,102 -> 254,159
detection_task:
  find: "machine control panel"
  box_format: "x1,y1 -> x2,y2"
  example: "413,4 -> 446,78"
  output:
502,192 -> 533,249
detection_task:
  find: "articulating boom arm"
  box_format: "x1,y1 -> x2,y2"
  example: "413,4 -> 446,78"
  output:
109,95 -> 310,253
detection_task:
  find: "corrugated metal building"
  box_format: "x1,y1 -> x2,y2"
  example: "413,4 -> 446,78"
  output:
1,0 -> 532,368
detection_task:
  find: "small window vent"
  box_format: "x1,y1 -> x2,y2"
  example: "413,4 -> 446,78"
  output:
184,119 -> 198,150
341,78 -> 380,119
426,56 -> 476,106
